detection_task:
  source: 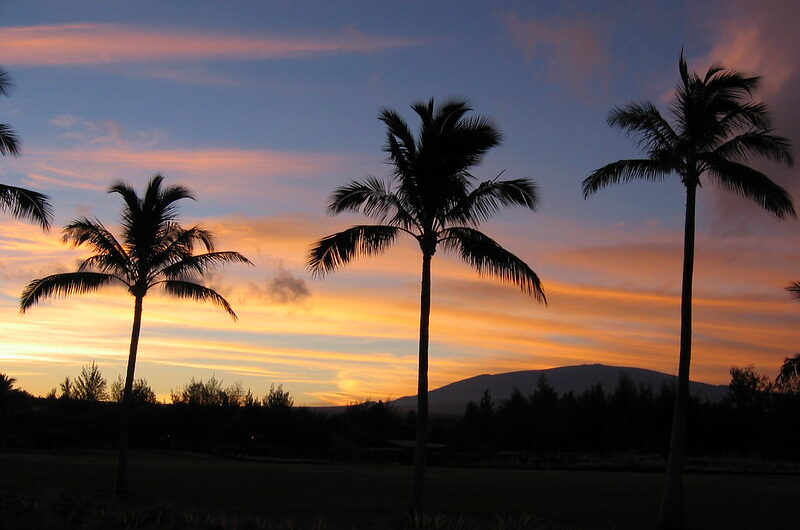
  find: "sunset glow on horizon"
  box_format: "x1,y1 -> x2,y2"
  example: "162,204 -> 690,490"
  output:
1,1 -> 798,405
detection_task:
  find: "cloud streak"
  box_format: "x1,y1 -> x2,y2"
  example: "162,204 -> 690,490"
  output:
0,23 -> 420,66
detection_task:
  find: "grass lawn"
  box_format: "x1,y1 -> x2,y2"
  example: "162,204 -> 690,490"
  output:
1,449 -> 797,529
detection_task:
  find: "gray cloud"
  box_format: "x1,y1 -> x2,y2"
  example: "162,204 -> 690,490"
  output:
265,268 -> 311,305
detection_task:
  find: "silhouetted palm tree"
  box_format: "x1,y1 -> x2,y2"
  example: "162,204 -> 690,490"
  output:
776,353 -> 800,392
20,174 -> 251,494
0,67 -> 52,229
583,52 -> 795,529
308,98 -> 546,510
778,285 -> 800,392
0,373 -> 20,449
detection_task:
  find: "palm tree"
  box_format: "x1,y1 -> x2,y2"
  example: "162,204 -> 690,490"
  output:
778,285 -> 800,392
308,98 -> 546,510
20,174 -> 251,494
582,52 -> 795,529
0,67 -> 52,229
776,353 -> 800,393
0,373 -> 19,449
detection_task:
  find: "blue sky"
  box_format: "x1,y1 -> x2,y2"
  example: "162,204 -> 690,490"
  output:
1,1 -> 798,404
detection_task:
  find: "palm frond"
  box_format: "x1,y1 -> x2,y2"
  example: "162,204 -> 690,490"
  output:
714,102 -> 771,136
787,281 -> 800,300
64,218 -> 131,272
380,108 -> 417,178
608,101 -> 678,154
678,49 -> 690,88
439,226 -> 546,303
156,180 -> 195,222
160,280 -> 237,320
109,180 -> 141,218
582,159 -> 673,197
148,225 -> 216,272
0,123 -> 20,156
79,254 -> 131,276
328,177 -> 410,224
703,155 -> 796,219
307,225 -> 401,277
0,68 -> 12,97
159,251 -> 252,280
712,131 -> 793,166
446,177 -> 538,224
0,184 -> 52,228
20,272 -> 120,313
776,353 -> 800,385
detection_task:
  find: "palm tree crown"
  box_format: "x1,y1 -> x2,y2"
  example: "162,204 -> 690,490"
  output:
309,98 -> 545,300
0,66 -> 52,229
21,174 -> 250,312
583,52 -> 795,215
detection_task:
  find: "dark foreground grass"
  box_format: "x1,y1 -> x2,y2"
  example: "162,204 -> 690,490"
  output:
1,450 -> 798,529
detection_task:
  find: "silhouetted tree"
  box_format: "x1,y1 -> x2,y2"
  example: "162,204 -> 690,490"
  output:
729,365 -> 773,405
73,361 -> 109,401
263,384 -> 293,409
171,376 -> 226,406
308,98 -> 546,510
59,376 -> 74,399
20,175 -> 251,494
582,51 -> 795,529
111,375 -> 157,404
0,67 -> 52,229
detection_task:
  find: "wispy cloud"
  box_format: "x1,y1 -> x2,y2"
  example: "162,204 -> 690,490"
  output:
500,11 -> 610,94
0,23 -> 420,66
10,144 -> 351,208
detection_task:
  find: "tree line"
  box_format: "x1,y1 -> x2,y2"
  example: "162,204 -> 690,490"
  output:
2,365 -> 798,464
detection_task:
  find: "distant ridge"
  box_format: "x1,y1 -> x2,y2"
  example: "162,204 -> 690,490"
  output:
389,364 -> 728,415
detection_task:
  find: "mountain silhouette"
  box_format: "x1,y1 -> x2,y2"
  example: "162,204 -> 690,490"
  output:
389,364 -> 728,415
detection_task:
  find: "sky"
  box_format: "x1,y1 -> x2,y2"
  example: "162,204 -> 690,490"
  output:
1,0 -> 798,405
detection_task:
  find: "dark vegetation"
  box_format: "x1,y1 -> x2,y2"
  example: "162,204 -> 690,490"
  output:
1,450 -> 799,530
3,367 -> 799,468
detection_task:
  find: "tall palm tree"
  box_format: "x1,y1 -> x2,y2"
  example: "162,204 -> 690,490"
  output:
0,67 -> 52,229
582,52 -> 795,529
308,98 -> 546,510
778,284 -> 800,392
20,174 -> 251,494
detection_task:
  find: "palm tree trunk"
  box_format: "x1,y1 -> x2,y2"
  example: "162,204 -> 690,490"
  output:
412,251 -> 432,512
658,182 -> 696,529
116,294 -> 144,496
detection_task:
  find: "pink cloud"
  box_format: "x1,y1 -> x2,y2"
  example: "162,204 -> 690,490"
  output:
13,146 -> 350,206
0,23 -> 420,66
501,12 -> 610,91
694,1 -> 800,231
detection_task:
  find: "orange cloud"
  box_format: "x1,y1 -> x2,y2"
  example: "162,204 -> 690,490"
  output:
0,23 -> 420,66
9,146 -> 353,208
3,207 -> 798,405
